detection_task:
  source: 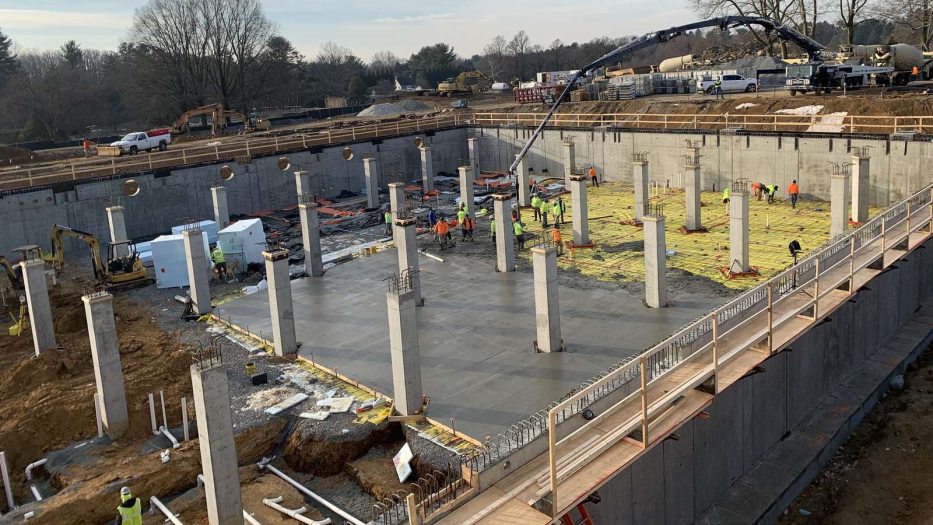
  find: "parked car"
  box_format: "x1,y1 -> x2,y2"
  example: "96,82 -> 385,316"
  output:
696,74 -> 758,94
106,128 -> 172,155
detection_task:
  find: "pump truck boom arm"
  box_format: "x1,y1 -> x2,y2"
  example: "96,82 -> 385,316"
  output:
508,16 -> 826,174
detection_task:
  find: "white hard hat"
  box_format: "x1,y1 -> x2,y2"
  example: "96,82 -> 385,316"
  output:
121,486 -> 131,496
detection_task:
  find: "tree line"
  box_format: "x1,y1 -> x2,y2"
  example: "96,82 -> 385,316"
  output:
0,0 -> 930,143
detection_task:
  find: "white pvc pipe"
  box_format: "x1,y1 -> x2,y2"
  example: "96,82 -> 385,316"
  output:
0,451 -> 15,510
262,463 -> 369,525
29,485 -> 41,502
418,250 -> 444,262
263,496 -> 331,525
150,496 -> 184,525
160,390 -> 168,429
243,510 -> 263,525
149,393 -> 159,435
24,459 -> 46,481
160,426 -> 180,449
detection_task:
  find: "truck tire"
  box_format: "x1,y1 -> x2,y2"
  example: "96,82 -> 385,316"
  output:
129,146 -> 138,155
789,90 -> 797,96
705,87 -> 715,95
745,83 -> 757,92
158,141 -> 167,151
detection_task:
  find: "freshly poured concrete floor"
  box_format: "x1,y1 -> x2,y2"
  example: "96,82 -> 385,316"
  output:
216,248 -> 723,439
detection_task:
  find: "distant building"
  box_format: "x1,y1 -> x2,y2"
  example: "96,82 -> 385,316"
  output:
394,73 -> 419,91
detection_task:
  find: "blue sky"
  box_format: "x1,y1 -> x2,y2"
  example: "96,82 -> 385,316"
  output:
0,0 -> 693,60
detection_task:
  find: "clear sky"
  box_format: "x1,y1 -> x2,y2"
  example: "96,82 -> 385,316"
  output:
0,0 -> 694,61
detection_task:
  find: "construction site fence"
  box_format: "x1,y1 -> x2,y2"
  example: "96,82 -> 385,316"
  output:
473,111 -> 933,135
0,114 -> 470,192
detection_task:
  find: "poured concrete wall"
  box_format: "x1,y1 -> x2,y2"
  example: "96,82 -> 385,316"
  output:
473,127 -> 933,206
587,237 -> 932,524
0,129 -> 467,256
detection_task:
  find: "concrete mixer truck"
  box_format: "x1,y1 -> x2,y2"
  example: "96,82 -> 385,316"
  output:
872,43 -> 932,84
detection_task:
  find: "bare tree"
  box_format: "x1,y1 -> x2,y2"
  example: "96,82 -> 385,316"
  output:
482,35 -> 508,79
318,42 -> 353,65
508,30 -> 530,80
690,0 -> 800,56
370,51 -> 399,75
549,39 -> 564,70
875,0 -> 933,48
839,0 -> 871,44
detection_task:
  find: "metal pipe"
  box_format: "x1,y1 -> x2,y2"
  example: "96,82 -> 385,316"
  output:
260,462 -> 369,525
149,496 -> 184,525
160,426 -> 180,449
263,496 -> 331,525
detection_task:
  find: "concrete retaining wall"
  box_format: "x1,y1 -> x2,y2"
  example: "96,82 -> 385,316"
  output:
586,237 -> 932,524
474,127 -> 933,205
0,129 -> 467,256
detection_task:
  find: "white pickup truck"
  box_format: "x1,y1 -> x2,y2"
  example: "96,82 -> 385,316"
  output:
696,74 -> 758,94
106,128 -> 172,156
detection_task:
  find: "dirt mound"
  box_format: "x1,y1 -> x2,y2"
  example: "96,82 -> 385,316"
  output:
282,420 -> 402,476
0,145 -> 38,165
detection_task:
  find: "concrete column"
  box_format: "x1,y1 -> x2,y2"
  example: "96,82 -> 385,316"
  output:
20,259 -> 55,355
467,137 -> 479,177
515,154 -> 531,207
851,155 -> 870,223
562,140 -> 575,185
191,362 -> 244,525
633,160 -> 649,222
394,217 -> 421,304
183,229 -> 211,315
387,289 -> 422,416
684,163 -> 702,231
299,203 -> 323,277
532,246 -> 561,352
210,186 -> 230,229
363,156 -> 380,209
420,147 -> 434,192
263,249 -> 297,356
493,194 -> 515,272
388,182 -> 405,221
458,166 -> 475,218
295,171 -> 312,198
83,292 -> 129,439
570,175 -> 589,245
643,215 -> 668,308
831,173 -> 851,238
106,205 -> 129,258
729,190 -> 750,273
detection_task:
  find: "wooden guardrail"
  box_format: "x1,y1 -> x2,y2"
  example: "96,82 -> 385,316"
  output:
474,111 -> 933,135
0,114 -> 469,192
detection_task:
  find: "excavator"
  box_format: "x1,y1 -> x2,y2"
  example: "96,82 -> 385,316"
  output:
438,71 -> 492,96
172,103 -> 250,135
49,225 -> 153,291
0,256 -> 22,290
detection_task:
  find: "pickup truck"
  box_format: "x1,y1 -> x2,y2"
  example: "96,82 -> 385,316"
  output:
103,129 -> 172,156
696,74 -> 758,94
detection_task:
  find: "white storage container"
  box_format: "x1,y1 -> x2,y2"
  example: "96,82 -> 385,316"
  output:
150,232 -> 211,289
217,218 -> 266,272
171,220 -> 218,245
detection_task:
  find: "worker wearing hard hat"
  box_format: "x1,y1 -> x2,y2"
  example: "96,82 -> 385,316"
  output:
384,208 -> 393,236
722,186 -> 731,205
211,244 -> 226,281
115,486 -> 142,525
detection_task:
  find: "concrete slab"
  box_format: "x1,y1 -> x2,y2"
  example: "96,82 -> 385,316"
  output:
216,248 -> 721,439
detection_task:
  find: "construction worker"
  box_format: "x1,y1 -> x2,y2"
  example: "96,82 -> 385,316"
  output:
722,186 -> 731,205
513,220 -> 525,250
463,214 -> 475,241
428,208 -> 437,228
115,486 -> 142,525
714,77 -> 723,99
529,175 -> 536,195
434,219 -> 452,247
555,196 -> 566,225
211,244 -> 226,281
457,205 -> 467,228
384,208 -> 393,236
550,225 -> 563,256
82,138 -> 92,158
766,184 -> 778,204
540,198 -> 550,228
912,65 -> 920,81
588,165 -> 599,187
490,218 -> 496,244
751,181 -> 764,201
788,179 -> 800,208
531,194 -> 542,221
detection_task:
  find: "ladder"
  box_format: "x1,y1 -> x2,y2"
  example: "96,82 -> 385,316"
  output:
559,503 -> 594,525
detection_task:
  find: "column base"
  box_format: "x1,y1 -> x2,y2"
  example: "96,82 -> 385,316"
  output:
678,226 -> 709,234
533,339 -> 566,353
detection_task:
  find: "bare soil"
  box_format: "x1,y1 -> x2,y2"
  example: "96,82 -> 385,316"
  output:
780,342 -> 933,524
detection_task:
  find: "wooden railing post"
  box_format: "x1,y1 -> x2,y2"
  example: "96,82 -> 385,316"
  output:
547,410 -> 558,516
214,144 -> 220,160
849,238 -> 855,293
639,357 -> 649,447
767,283 -> 774,354
813,257 -> 821,319
111,158 -> 116,175
881,214 -> 887,254
712,312 -> 719,393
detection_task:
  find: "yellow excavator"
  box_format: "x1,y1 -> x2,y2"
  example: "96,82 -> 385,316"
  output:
49,225 -> 153,291
172,103 -> 250,135
438,71 -> 492,96
0,256 -> 22,290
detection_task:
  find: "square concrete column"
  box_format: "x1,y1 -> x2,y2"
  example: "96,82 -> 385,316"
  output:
684,163 -> 702,231
83,291 -> 129,439
20,259 -> 55,355
420,146 -> 434,192
387,288 -> 422,416
210,186 -> 230,229
633,160 -> 649,222
851,154 -> 870,223
263,249 -> 297,356
562,140 -> 575,185
458,166 -> 475,218
570,175 -> 589,245
363,156 -> 380,209
515,154 -> 531,207
183,229 -> 211,315
388,182 -> 405,221
643,215 -> 668,308
394,217 -> 421,304
106,205 -> 129,258
467,138 -> 479,177
191,361 -> 244,525
493,194 -> 515,272
831,173 -> 851,238
295,171 -> 312,198
299,203 -> 323,277
729,190 -> 750,273
532,246 -> 562,353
